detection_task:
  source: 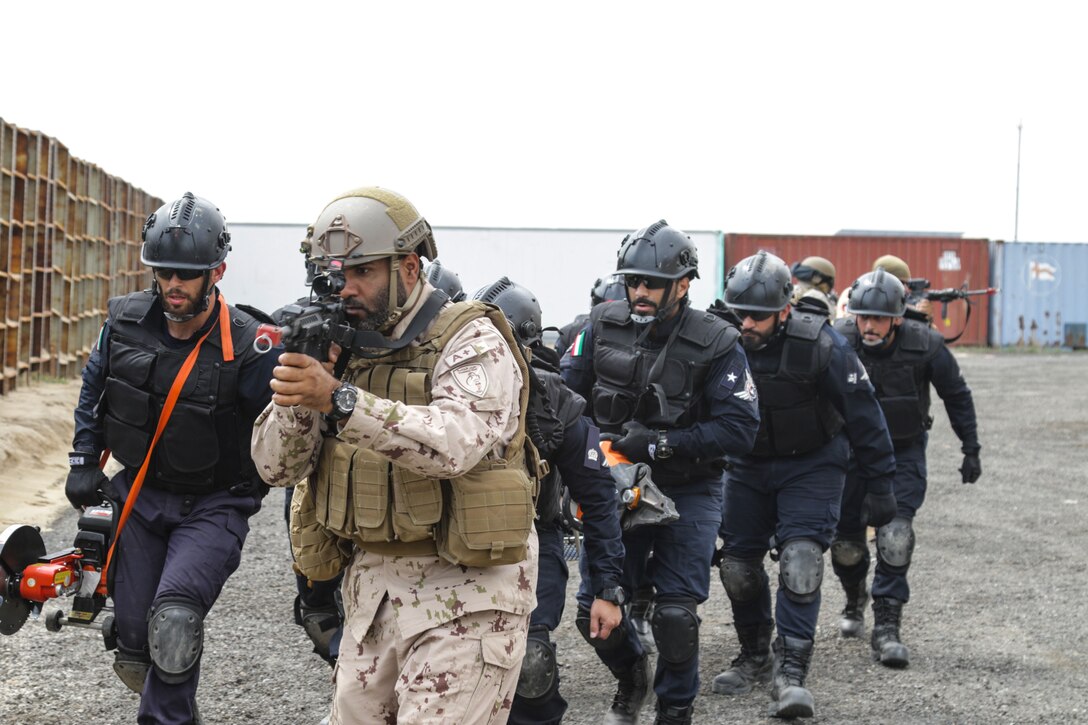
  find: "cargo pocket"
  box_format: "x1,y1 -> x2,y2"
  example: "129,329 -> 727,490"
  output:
315,440 -> 355,538
352,450 -> 393,542
437,467 -> 534,567
391,467 -> 441,542
290,480 -> 352,582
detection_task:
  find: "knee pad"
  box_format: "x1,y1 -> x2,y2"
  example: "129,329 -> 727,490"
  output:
830,538 -> 868,568
516,625 -> 559,700
876,518 -> 915,574
294,594 -> 342,665
719,557 -> 768,604
778,538 -> 824,604
575,606 -> 629,653
113,646 -> 151,694
147,597 -> 204,684
650,600 -> 699,667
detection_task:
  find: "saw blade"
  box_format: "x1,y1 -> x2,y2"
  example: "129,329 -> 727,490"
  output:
0,524 -> 47,636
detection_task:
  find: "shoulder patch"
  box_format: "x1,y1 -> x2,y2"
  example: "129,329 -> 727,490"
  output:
451,362 -> 489,397
443,339 -> 497,368
720,361 -> 743,391
734,368 -> 759,402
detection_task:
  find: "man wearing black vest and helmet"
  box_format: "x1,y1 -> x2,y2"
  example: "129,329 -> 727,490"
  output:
710,251 -> 896,720
562,220 -> 760,725
473,276 -> 624,725
66,192 -> 279,723
831,269 -> 981,668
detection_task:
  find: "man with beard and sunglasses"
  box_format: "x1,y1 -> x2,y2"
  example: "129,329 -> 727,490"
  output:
252,187 -> 538,725
66,192 -> 280,723
708,251 -> 896,720
561,221 -> 760,725
829,269 -> 980,669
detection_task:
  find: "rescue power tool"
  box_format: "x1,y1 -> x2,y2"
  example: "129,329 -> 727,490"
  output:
597,440 -> 680,531
0,503 -> 117,648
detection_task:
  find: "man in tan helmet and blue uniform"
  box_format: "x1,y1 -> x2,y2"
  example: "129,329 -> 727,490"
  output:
252,187 -> 542,724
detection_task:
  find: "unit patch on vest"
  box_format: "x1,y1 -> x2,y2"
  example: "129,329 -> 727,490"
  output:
734,368 -> 758,402
452,363 -> 489,397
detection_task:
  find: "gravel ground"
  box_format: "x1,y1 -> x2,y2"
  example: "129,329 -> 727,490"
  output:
2,351 -> 1085,724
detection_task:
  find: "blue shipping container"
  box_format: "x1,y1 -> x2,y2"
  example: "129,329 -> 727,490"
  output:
992,241 -> 1088,348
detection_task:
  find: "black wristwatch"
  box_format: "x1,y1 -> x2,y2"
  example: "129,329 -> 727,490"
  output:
326,382 -> 358,423
596,586 -> 627,606
655,430 -> 674,460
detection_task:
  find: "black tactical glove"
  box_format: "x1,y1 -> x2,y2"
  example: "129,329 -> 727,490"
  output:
65,451 -> 109,510
611,420 -> 656,463
959,453 -> 982,484
861,491 -> 897,528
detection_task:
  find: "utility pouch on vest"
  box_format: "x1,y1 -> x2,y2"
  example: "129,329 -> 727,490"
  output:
436,461 -> 534,567
103,378 -> 154,469
315,439 -> 356,538
352,449 -> 395,542
391,466 -> 442,541
290,479 -> 352,582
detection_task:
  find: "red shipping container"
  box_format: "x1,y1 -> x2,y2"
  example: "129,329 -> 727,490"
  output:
722,233 -> 993,346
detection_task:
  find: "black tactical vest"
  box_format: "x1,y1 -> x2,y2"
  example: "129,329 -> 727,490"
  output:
590,300 -> 741,484
102,291 -> 263,494
747,312 -> 844,457
527,346 -> 587,523
836,317 -> 940,448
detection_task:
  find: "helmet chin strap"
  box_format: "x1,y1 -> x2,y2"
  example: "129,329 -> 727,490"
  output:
380,260 -> 423,333
628,280 -> 687,325
862,328 -> 895,348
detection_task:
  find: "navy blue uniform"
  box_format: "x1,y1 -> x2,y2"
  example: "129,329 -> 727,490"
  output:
509,340 -> 623,725
74,293 -> 278,725
833,319 -> 978,603
720,319 -> 895,641
563,307 -> 759,708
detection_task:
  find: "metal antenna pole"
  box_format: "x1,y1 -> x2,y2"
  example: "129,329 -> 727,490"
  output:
1014,121 -> 1022,242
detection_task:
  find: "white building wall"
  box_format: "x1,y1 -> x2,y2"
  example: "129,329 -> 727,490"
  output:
219,223 -> 724,327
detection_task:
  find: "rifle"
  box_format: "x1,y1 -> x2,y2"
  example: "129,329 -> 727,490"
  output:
253,269 -> 348,361
922,284 -> 999,343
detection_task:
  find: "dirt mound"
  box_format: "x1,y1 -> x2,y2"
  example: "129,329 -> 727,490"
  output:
0,379 -> 83,528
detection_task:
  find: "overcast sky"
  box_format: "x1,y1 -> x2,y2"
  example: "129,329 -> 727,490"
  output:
6,2 -> 1087,242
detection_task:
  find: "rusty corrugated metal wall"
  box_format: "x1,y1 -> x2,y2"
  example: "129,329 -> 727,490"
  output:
0,118 -> 162,394
723,233 -> 993,346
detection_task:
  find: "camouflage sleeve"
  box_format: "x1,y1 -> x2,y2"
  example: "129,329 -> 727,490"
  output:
336,317 -> 522,478
250,401 -> 324,487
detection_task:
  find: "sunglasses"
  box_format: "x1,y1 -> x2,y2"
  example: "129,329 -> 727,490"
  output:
736,309 -> 776,322
624,274 -> 670,290
154,267 -> 205,281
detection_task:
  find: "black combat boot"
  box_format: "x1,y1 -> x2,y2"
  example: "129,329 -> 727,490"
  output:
768,635 -> 815,719
711,623 -> 774,695
654,702 -> 694,725
602,654 -> 653,725
839,578 -> 869,638
871,597 -> 909,668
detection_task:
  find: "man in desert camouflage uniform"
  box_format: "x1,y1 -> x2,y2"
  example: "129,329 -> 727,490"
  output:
252,187 -> 541,724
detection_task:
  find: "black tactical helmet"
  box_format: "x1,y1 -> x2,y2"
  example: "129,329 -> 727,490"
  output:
725,251 -> 793,313
140,192 -> 230,269
846,268 -> 907,317
473,277 -> 543,347
423,259 -> 466,302
615,220 -> 699,280
591,274 -> 627,305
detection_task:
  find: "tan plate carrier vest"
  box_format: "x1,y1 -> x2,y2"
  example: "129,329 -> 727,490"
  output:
290,301 -> 542,580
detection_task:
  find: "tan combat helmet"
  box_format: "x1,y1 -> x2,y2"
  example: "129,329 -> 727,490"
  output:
872,254 -> 911,284
303,187 -> 438,330
797,256 -> 836,291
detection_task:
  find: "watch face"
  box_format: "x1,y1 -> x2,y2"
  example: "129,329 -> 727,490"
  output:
334,385 -> 357,413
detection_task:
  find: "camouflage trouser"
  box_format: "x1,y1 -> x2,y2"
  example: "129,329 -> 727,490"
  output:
331,595 -> 529,724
